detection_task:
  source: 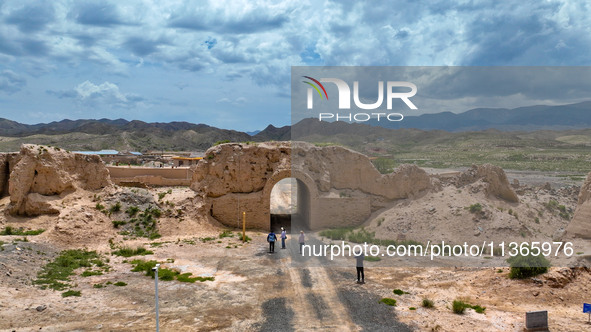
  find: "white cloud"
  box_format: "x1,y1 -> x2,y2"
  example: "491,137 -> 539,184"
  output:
0,69 -> 26,94
49,80 -> 146,109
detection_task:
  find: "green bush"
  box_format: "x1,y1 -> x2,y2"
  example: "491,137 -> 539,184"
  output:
452,300 -> 467,314
114,281 -> 127,287
422,298 -> 434,308
95,203 -> 105,211
0,227 -> 45,236
112,220 -> 127,228
319,227 -> 353,241
81,270 -> 103,277
452,300 -> 485,314
130,260 -> 177,280
109,202 -> 122,213
126,206 -> 139,217
219,230 -> 234,238
112,246 -> 153,257
507,249 -> 550,279
393,289 -> 406,295
62,290 -> 81,297
468,203 -> 483,213
379,298 -> 397,306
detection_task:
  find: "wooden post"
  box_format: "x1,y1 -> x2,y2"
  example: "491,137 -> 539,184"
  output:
242,211 -> 246,242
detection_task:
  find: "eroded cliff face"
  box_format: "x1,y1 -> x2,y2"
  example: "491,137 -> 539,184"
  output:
7,144 -> 111,216
566,171 -> 591,239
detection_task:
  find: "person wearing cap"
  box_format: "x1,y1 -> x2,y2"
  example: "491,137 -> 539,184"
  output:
280,227 -> 287,249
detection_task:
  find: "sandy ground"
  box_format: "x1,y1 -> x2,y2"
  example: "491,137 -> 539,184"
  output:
1,231 -> 590,331
1,180 -> 590,331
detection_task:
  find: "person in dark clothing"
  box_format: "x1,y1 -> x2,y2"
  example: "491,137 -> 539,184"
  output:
355,253 -> 365,283
267,231 -> 277,253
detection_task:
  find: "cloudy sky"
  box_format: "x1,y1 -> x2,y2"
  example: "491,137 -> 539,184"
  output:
1,0 -> 590,131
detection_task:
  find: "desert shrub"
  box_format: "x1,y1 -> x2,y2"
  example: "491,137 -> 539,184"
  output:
507,248 -> 550,279
409,307 -> 416,310
214,140 -> 231,146
422,298 -> 434,308
93,284 -> 104,288
376,218 -> 384,227
62,290 -> 81,297
81,270 -> 103,277
112,220 -> 127,228
148,233 -> 161,240
452,300 -> 467,314
219,230 -> 233,238
453,300 -> 485,314
472,305 -> 486,314
0,227 -> 45,236
114,281 -> 127,287
176,273 -> 213,283
109,202 -> 121,213
379,298 -> 397,306
319,228 -> 352,240
126,206 -> 139,217
468,203 -> 482,213
393,289 -> 406,295
95,203 -> 105,211
112,246 -> 153,257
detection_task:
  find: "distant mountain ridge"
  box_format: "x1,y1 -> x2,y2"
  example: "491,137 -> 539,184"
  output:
368,101 -> 591,131
1,101 -> 590,152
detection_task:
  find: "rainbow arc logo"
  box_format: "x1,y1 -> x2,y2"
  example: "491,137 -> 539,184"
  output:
302,76 -> 328,100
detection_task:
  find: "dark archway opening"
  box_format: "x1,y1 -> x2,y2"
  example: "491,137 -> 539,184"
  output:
269,178 -> 310,233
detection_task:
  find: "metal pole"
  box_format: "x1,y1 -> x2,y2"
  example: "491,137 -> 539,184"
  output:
155,263 -> 160,332
242,211 -> 246,242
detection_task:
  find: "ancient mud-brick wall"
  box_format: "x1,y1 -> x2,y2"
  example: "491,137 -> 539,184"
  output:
191,141 -> 432,230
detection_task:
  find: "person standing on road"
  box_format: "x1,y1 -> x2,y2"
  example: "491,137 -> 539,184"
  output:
267,230 -> 277,253
298,231 -> 305,254
280,227 -> 287,249
355,253 -> 365,283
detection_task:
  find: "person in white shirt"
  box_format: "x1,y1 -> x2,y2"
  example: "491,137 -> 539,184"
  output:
298,231 -> 305,254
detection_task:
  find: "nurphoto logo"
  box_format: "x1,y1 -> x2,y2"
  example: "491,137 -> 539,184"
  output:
302,76 -> 417,122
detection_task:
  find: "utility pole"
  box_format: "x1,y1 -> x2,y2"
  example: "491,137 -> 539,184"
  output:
154,263 -> 160,332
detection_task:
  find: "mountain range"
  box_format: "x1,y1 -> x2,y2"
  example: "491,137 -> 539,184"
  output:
1,101 -> 590,152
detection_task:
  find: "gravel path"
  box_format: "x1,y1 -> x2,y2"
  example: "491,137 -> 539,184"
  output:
256,235 -> 413,331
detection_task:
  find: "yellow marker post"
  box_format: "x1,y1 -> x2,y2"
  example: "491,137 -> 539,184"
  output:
242,211 -> 246,242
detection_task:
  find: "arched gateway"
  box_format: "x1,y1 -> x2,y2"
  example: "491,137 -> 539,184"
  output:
190,141 -> 432,231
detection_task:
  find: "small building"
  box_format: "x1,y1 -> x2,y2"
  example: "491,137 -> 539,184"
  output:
172,152 -> 204,167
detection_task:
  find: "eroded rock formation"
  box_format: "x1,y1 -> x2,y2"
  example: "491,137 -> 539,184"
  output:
7,144 -> 111,216
455,164 -> 519,203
